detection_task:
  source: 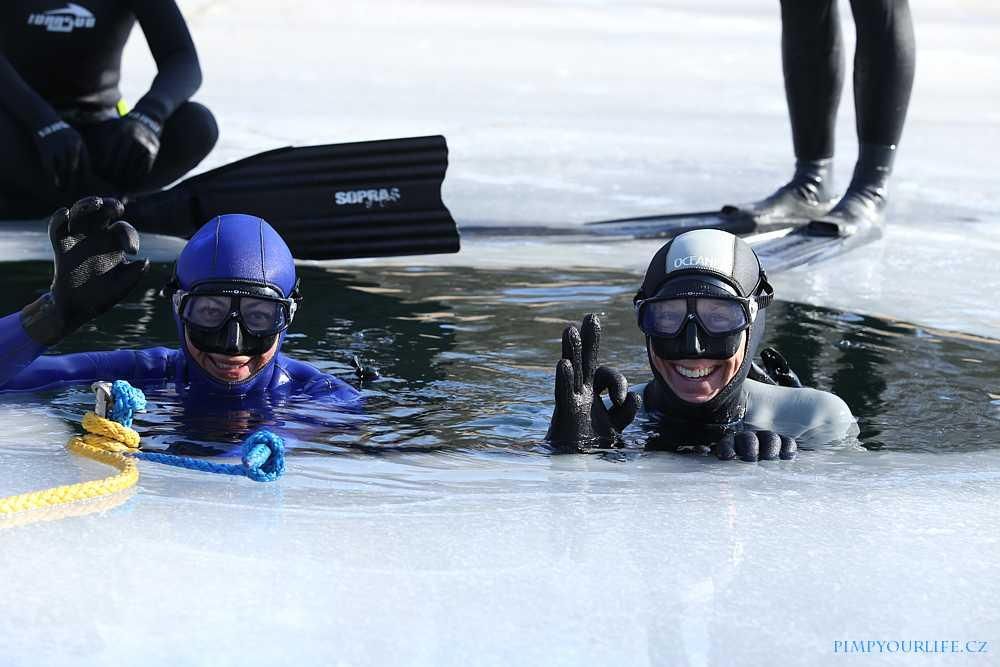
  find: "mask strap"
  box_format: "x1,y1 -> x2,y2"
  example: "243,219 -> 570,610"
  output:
159,270 -> 180,300
754,272 -> 774,309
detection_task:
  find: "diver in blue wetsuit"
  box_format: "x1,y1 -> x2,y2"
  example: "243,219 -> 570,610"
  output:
0,196 -> 359,405
546,229 -> 855,459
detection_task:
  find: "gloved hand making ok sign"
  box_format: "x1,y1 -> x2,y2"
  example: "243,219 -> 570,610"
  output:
20,197 -> 149,346
546,314 -> 641,452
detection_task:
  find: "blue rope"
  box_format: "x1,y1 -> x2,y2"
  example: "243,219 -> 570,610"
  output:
109,380 -> 146,427
133,430 -> 285,482
106,381 -> 285,482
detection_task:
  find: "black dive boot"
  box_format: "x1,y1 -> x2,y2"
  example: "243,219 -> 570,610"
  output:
807,143 -> 896,239
721,157 -> 837,225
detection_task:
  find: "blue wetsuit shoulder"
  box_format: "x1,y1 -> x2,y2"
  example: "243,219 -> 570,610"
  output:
268,353 -> 361,404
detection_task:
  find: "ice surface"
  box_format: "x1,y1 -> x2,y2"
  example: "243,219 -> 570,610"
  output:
2,1 -> 999,665
3,417 -> 1000,666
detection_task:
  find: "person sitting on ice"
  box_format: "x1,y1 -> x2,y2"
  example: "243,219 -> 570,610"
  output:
0,0 -> 217,217
0,196 -> 359,405
545,229 -> 855,459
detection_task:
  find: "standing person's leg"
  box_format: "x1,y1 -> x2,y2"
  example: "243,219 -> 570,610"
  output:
730,0 -> 843,222
810,0 -> 915,237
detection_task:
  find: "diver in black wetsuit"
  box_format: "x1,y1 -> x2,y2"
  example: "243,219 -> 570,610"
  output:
0,0 -> 218,217
545,229 -> 855,459
736,0 -> 915,240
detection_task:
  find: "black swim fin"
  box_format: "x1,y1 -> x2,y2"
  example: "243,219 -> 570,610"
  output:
124,135 -> 460,260
582,199 -> 833,239
585,208 -> 759,238
748,221 -> 883,274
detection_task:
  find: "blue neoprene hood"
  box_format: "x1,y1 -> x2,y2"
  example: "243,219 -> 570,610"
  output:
174,214 -> 296,393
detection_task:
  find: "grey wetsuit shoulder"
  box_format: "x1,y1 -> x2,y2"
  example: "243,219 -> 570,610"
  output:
635,378 -> 857,446
744,379 -> 856,443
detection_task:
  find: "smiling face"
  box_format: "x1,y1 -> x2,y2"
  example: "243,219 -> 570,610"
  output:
185,329 -> 279,384
649,331 -> 747,403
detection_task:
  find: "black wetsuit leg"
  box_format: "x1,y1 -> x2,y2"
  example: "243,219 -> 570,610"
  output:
0,107 -> 116,217
781,0 -> 844,162
850,0 -> 915,148
0,104 -> 53,216
0,101 -> 216,218
810,0 -> 915,238
144,102 -> 218,190
84,101 -> 218,191
729,0 -> 843,223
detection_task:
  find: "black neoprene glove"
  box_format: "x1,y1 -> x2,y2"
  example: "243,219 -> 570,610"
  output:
546,314 -> 641,451
33,120 -> 89,192
20,197 -> 149,346
99,112 -> 162,189
761,347 -> 804,388
715,430 -> 797,462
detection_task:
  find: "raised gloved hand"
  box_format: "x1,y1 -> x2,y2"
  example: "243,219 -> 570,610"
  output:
20,197 -> 149,346
760,347 -> 803,388
546,314 -> 641,451
99,112 -> 162,189
33,120 -> 89,192
715,429 -> 797,462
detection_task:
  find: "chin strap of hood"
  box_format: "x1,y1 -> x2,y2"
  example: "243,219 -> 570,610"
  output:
167,214 -> 297,395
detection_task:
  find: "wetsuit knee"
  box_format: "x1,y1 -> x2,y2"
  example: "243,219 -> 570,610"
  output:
168,102 -> 219,156
141,102 -> 218,190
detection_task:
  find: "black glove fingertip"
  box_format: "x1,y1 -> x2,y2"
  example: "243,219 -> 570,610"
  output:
581,313 -> 601,380
610,391 -> 640,433
779,435 -> 798,460
735,431 -> 760,462
110,220 -> 141,254
716,434 -> 737,460
67,196 -> 105,233
757,431 -> 781,460
562,325 -> 584,393
555,358 -> 575,401
46,207 -> 71,244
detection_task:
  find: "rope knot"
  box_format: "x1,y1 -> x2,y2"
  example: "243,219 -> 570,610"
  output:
241,430 -> 285,482
108,380 -> 146,427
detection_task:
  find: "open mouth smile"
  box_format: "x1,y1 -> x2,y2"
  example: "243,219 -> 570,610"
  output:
672,363 -> 719,381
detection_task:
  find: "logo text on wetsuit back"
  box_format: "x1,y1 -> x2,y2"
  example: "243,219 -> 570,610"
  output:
27,3 -> 95,33
672,255 -> 726,271
334,188 -> 401,208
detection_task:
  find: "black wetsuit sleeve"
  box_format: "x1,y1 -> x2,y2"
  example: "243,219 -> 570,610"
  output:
0,53 -> 61,131
130,0 -> 202,125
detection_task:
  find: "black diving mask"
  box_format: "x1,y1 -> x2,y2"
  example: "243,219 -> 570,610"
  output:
173,281 -> 299,356
635,275 -> 772,361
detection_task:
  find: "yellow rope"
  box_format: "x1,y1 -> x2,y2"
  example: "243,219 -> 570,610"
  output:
0,488 -> 135,530
0,412 -> 141,516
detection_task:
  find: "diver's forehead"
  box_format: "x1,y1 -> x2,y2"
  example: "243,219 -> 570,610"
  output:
664,229 -> 737,277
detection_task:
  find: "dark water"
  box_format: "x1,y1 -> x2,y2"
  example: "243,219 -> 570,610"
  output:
3,261 -> 998,454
